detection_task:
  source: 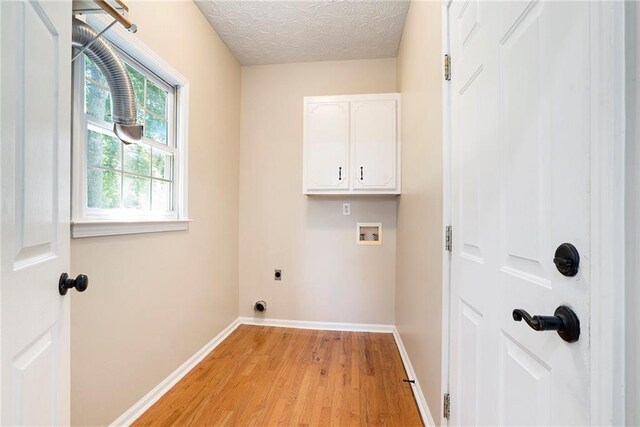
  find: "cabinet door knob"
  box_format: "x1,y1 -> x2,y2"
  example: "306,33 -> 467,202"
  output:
338,166 -> 342,181
360,166 -> 364,181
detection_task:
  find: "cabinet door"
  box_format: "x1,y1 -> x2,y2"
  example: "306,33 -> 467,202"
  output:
351,100 -> 397,190
304,101 -> 350,191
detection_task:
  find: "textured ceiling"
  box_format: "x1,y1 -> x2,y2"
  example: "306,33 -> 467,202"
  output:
194,0 -> 410,65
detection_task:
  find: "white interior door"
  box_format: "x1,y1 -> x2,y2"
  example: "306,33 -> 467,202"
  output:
1,1 -> 71,424
351,99 -> 397,190
304,101 -> 350,191
449,1 -> 591,425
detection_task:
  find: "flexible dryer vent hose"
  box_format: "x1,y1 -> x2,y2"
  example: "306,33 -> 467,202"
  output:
72,18 -> 143,144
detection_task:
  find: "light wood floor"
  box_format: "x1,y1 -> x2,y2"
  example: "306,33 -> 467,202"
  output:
133,325 -> 423,426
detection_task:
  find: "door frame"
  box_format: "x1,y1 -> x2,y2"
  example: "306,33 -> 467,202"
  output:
440,1 -> 452,427
588,2 -> 626,424
625,1 -> 640,422
0,1 -> 4,420
440,1 -> 627,425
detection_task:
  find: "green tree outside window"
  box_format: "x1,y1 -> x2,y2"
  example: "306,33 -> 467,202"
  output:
84,57 -> 174,213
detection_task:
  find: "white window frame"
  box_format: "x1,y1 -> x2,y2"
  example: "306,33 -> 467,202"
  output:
71,15 -> 190,238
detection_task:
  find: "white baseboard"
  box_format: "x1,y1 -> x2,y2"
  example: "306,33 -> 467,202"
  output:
392,327 -> 437,427
110,318 -> 242,426
110,317 -> 434,427
238,316 -> 395,333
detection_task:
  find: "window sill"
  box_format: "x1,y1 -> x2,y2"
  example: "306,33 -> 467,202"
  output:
71,219 -> 191,239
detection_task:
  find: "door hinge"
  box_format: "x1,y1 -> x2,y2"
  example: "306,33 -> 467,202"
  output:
444,54 -> 451,81
443,393 -> 451,419
445,226 -> 452,251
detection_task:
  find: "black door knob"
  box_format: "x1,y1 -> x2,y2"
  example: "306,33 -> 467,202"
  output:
59,273 -> 89,296
512,305 -> 580,343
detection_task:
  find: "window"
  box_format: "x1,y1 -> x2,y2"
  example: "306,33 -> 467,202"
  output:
84,56 -> 175,214
72,17 -> 189,238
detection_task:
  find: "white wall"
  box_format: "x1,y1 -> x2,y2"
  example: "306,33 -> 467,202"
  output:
239,59 -> 398,324
70,1 -> 241,425
395,1 -> 444,422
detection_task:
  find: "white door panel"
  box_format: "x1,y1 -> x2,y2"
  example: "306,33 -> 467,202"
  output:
449,1 -> 590,425
304,101 -> 350,191
351,100 -> 397,190
1,0 -> 71,424
498,333 -> 551,427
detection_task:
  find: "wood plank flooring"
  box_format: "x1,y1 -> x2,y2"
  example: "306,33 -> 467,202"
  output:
133,325 -> 423,426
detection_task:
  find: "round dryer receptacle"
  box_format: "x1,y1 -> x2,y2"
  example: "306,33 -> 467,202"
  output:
254,300 -> 267,313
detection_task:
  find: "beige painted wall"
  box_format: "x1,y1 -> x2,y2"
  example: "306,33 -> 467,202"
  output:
396,0 -> 444,421
239,59 -> 398,324
70,1 -> 241,425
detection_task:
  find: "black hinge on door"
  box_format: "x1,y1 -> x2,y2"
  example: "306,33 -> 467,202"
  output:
445,226 -> 452,252
444,54 -> 452,81
443,393 -> 451,419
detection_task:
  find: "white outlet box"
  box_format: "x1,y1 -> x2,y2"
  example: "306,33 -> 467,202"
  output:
357,222 -> 382,246
342,203 -> 351,216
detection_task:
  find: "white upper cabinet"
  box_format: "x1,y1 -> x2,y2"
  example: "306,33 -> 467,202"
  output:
351,99 -> 397,191
304,101 -> 350,191
303,93 -> 401,195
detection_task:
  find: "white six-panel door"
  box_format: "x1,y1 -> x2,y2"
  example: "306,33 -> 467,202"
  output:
449,1 -> 590,425
1,1 -> 71,424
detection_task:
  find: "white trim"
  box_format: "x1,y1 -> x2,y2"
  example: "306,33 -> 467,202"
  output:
440,2 -> 452,427
238,316 -> 395,333
0,1 -> 3,419
71,219 -> 191,238
588,2 -> 627,425
625,2 -> 639,422
392,328 -> 436,427
72,15 -> 190,231
86,15 -> 188,89
71,54 -> 86,227
304,190 -> 401,196
303,92 -> 401,104
110,318 -> 242,427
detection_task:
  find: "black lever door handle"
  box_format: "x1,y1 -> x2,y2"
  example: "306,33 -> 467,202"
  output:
59,273 -> 89,296
512,305 -> 580,343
